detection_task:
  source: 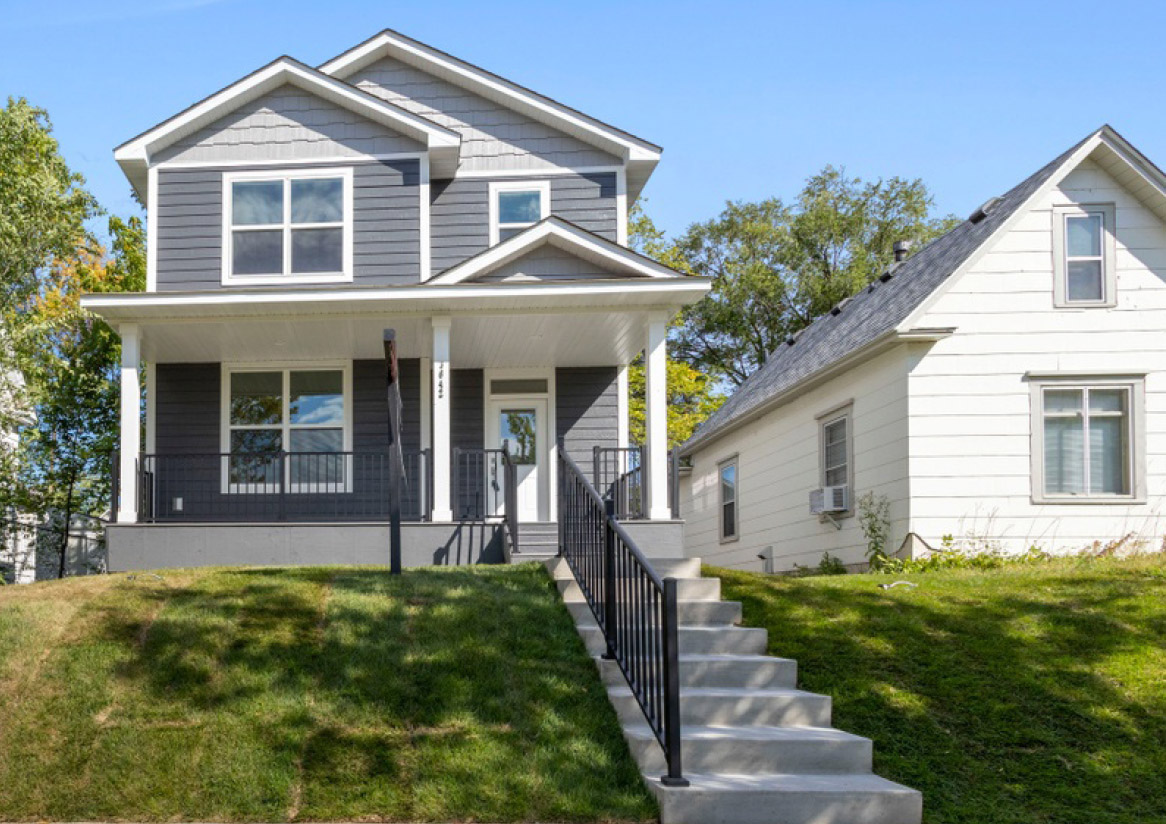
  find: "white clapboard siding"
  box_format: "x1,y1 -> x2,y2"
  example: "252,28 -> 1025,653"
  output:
908,157 -> 1166,553
683,346 -> 911,571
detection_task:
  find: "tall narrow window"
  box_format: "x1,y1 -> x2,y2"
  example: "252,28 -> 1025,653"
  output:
490,180 -> 550,244
225,169 -> 351,284
719,458 -> 738,541
1040,385 -> 1131,497
1053,204 -> 1115,307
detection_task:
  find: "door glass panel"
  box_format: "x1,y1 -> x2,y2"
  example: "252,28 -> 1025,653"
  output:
500,409 -> 537,464
230,372 -> 282,425
290,371 -> 343,424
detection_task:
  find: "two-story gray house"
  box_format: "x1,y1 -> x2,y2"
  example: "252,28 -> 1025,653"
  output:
86,29 -> 709,568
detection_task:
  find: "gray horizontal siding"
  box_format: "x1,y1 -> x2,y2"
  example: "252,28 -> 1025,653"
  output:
429,172 -> 617,276
556,366 -> 619,485
156,159 -> 420,290
451,368 -> 485,519
350,57 -> 620,172
153,86 -> 425,164
156,364 -> 220,454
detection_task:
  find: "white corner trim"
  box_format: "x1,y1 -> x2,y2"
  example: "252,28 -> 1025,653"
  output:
617,364 -> 629,449
419,154 -> 431,281
488,179 -> 550,246
220,166 -> 355,287
146,166 -> 158,291
615,167 -> 628,247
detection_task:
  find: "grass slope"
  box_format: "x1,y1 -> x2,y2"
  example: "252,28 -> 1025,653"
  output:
713,555 -> 1166,824
0,565 -> 655,823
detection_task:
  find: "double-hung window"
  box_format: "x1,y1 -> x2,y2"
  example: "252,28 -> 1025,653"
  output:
223,366 -> 352,493
1053,203 -> 1116,307
718,457 -> 738,542
489,180 -> 550,244
1031,376 -> 1145,502
224,168 -> 352,284
818,404 -> 853,515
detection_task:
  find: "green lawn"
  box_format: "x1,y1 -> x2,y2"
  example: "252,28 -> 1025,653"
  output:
0,565 -> 655,822
712,555 -> 1166,824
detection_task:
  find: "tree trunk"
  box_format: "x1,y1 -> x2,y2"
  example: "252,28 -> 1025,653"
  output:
56,476 -> 75,580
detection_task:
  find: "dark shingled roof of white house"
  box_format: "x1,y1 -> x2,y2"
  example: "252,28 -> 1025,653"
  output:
680,129 -> 1099,456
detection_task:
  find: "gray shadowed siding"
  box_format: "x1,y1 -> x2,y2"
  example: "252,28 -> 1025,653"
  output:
349,56 -> 620,172
150,361 -> 423,522
430,172 -> 617,276
450,368 -> 485,518
478,244 -> 646,283
152,86 -> 425,164
556,366 -> 619,484
156,159 -> 420,290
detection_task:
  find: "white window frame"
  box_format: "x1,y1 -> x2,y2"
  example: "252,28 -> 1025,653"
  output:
817,402 -> 854,518
221,167 -> 354,286
1052,203 -> 1116,308
718,455 -> 739,543
220,362 -> 354,494
488,179 -> 551,245
1029,374 -> 1146,504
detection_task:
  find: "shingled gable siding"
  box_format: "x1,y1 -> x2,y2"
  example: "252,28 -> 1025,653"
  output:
430,172 -> 617,275
348,56 -> 620,172
152,86 -> 425,165
151,361 -> 422,522
478,245 -> 643,283
155,159 -> 421,290
556,366 -> 619,485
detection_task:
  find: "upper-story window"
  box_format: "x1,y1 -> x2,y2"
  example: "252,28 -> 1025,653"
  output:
1053,203 -> 1115,307
489,180 -> 550,244
223,168 -> 353,285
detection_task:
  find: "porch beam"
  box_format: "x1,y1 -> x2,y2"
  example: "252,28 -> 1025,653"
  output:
118,323 -> 141,523
430,317 -> 453,522
644,313 -> 670,520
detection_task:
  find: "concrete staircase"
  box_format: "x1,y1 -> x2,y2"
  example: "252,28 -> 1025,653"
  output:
550,556 -> 922,824
512,522 -> 559,562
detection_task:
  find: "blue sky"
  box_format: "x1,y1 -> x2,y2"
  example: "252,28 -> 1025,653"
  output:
5,0 -> 1166,240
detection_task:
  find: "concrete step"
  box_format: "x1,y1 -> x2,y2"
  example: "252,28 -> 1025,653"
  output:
609,685 -> 832,727
577,623 -> 767,656
509,551 -> 556,565
558,576 -> 722,603
599,654 -> 798,690
648,772 -> 923,824
625,723 -> 872,775
566,598 -> 742,626
545,555 -> 701,581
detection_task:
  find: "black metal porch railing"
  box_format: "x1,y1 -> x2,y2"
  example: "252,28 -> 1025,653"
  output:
138,450 -> 432,523
594,446 -> 644,520
501,443 -> 519,554
559,443 -> 688,787
452,447 -> 507,520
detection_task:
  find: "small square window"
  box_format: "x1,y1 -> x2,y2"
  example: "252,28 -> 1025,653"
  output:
490,181 -> 550,245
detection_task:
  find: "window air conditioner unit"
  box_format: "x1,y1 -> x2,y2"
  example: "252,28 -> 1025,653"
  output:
809,485 -> 848,514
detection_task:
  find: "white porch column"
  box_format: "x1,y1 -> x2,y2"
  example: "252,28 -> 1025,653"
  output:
644,313 -> 671,520
430,317 -> 453,522
118,323 -> 141,524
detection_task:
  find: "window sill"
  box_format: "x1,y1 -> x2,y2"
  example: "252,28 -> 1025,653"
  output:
221,272 -> 354,287
1032,495 -> 1146,506
719,534 -> 739,545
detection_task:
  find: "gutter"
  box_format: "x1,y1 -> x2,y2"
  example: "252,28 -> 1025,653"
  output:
679,326 -> 954,458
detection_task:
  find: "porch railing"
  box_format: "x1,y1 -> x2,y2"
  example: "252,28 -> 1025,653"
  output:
558,443 -> 687,787
594,446 -> 645,520
452,447 -> 507,520
500,444 -> 519,554
138,450 -> 431,523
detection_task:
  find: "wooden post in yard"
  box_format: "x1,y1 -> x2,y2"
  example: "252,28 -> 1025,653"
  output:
384,330 -> 405,575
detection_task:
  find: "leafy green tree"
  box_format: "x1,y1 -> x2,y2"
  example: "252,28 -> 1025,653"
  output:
7,218 -> 145,576
671,167 -> 958,385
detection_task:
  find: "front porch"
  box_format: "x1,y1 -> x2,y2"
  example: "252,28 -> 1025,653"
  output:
89,276 -> 702,569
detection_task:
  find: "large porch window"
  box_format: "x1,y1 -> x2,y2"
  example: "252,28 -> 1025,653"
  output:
222,365 -> 352,493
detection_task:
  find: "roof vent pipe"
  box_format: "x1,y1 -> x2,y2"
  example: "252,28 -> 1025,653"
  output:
893,240 -> 912,263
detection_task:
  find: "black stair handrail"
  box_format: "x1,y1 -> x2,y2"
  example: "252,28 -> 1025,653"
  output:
557,441 -> 688,787
500,441 -> 519,554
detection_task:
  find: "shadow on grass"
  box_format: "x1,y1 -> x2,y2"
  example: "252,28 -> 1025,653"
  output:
6,565 -> 654,823
714,562 -> 1166,824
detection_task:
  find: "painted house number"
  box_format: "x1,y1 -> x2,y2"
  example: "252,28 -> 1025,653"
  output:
437,363 -> 445,400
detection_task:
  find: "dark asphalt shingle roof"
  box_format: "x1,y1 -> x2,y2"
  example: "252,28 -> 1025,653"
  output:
681,131 -> 1095,455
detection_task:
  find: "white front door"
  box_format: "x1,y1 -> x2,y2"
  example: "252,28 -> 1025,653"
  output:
487,398 -> 546,522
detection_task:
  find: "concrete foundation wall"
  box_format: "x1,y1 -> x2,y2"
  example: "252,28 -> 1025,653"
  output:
107,522 -> 505,571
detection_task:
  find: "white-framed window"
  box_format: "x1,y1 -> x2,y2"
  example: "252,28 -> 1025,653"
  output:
222,167 -> 353,285
489,180 -> 550,244
818,403 -> 854,516
1052,203 -> 1116,307
1030,375 -> 1145,503
718,456 -> 738,542
220,364 -> 353,493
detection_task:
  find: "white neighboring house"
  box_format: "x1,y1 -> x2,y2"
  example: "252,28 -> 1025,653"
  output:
679,125 -> 1166,572
1,363 -> 37,584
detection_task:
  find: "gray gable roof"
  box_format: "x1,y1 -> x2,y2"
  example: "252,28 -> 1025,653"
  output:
681,129 -> 1098,456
